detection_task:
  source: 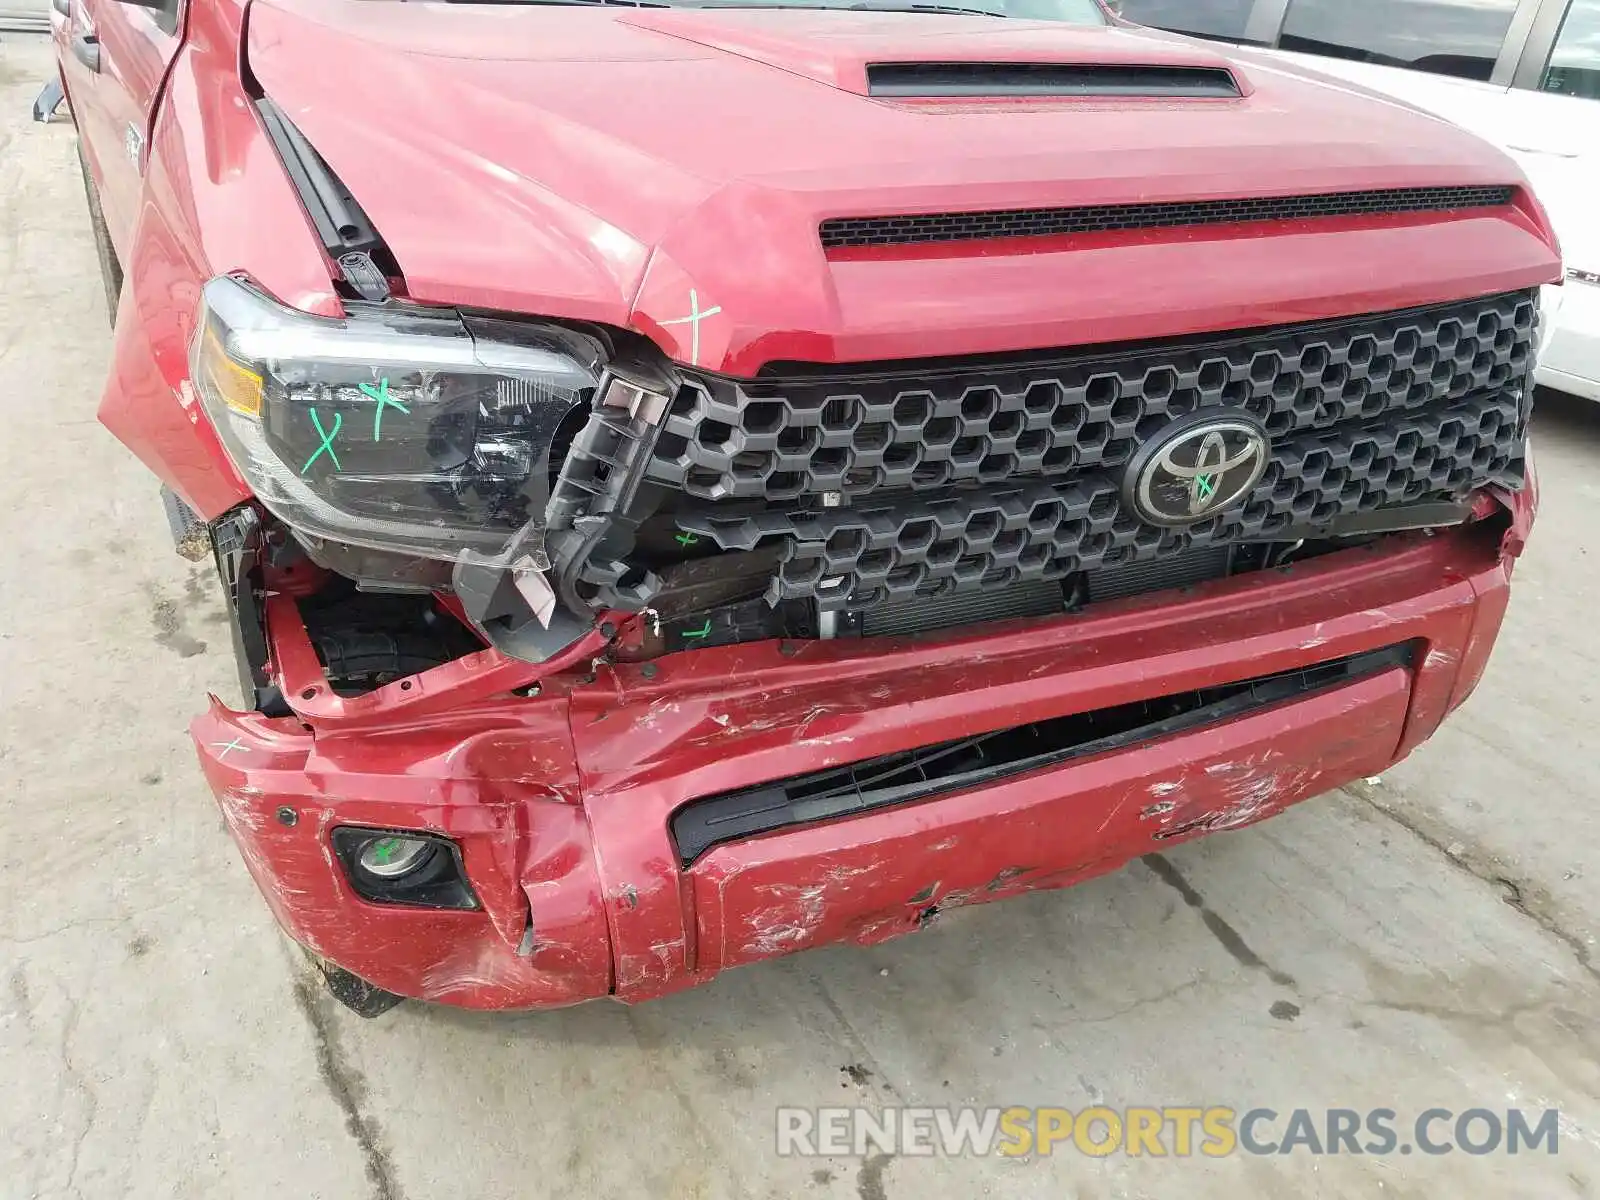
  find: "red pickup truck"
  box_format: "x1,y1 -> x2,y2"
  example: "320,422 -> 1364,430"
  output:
52,0 -> 1556,1015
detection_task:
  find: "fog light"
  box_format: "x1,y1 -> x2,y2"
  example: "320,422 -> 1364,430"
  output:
358,835 -> 436,879
331,827 -> 478,909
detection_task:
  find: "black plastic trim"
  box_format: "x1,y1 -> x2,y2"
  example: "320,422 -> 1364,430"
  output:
313,960 -> 405,1018
865,61 -> 1241,98
820,185 -> 1516,249
670,643 -> 1416,865
330,827 -> 479,910
254,98 -> 394,300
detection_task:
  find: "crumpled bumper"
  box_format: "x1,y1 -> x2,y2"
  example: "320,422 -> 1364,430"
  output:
193,491 -> 1532,1010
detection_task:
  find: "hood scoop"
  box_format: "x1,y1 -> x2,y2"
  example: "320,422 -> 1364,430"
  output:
865,61 -> 1241,98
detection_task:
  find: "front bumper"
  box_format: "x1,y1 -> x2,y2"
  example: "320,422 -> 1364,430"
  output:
194,494 -> 1531,1010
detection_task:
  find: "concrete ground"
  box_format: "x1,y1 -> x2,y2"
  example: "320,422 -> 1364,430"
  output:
2,32 -> 1598,1200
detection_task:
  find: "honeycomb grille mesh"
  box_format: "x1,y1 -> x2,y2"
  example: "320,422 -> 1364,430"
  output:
649,291 -> 1535,503
677,392 -> 1523,609
650,290 -> 1535,613
818,185 -> 1516,249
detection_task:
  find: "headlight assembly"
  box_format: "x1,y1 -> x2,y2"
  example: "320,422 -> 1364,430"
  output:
192,276 -> 603,563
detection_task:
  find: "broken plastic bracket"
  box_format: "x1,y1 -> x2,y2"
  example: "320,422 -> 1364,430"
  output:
543,370 -> 675,614
451,369 -> 676,664
452,522 -> 595,664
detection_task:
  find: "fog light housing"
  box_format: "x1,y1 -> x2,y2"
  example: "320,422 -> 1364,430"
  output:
331,827 -> 478,909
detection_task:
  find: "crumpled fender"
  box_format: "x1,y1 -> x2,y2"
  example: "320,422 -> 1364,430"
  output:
96,0 -> 339,519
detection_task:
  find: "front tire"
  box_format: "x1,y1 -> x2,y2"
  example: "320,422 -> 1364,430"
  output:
76,142 -> 123,326
305,950 -> 405,1018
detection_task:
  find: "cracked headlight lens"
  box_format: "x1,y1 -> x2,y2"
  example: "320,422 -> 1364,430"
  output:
192,275 -> 601,561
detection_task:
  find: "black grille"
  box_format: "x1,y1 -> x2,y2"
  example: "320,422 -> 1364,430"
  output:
653,291 -> 1533,612
679,390 -> 1520,609
670,643 -> 1416,864
818,185 -> 1515,249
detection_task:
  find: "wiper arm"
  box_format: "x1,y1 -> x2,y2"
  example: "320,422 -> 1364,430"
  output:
846,1 -> 1009,12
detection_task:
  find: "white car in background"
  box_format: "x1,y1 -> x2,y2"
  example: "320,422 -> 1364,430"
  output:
1109,0 -> 1600,401
1242,49 -> 1600,401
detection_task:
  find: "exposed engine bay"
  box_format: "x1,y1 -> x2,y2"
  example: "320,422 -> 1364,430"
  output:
204,495 -> 1490,712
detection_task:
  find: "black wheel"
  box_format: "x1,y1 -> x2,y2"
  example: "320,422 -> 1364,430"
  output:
316,960 -> 406,1019
76,142 -> 123,326
300,947 -> 405,1018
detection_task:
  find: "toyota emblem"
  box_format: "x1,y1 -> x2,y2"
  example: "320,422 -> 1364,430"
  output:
1125,411 -> 1270,527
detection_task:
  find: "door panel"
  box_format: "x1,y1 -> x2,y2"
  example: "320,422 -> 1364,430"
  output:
61,0 -> 183,262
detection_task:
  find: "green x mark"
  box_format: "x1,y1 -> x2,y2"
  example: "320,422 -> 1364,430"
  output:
674,532 -> 700,548
681,619 -> 713,641
1195,473 -> 1217,501
302,409 -> 343,475
358,377 -> 410,442
368,837 -> 406,864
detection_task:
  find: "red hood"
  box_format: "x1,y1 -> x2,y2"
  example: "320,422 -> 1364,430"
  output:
245,0 -> 1558,372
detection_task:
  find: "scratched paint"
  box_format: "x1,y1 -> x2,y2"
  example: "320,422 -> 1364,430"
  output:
187,512 -> 1502,1009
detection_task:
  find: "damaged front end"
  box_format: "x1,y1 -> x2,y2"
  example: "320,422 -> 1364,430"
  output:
193,480 -> 1533,1012
183,254 -> 1543,1013
193,269 -> 1542,677
168,78 -> 1554,1017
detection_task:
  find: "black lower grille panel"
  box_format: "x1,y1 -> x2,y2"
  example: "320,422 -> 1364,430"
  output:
670,644 -> 1415,864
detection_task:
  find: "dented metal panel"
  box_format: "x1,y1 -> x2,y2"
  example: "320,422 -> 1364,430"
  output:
189,495 -> 1526,1009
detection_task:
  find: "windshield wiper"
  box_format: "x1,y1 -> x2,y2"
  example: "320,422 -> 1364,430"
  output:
846,1 -> 1008,12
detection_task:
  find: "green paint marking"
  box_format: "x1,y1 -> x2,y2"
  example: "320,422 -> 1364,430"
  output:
358,377 -> 410,442
681,619 -> 713,641
1195,474 -> 1217,501
674,532 -> 700,547
370,838 -> 403,864
301,409 -> 343,474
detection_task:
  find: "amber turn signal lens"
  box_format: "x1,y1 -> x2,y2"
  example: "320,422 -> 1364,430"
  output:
197,322 -> 264,418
